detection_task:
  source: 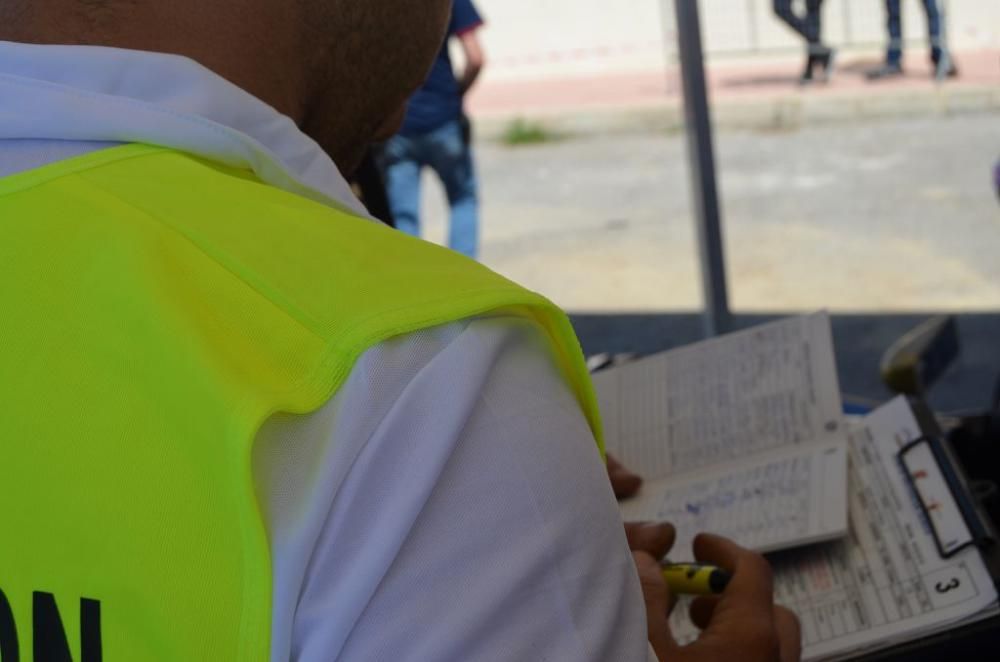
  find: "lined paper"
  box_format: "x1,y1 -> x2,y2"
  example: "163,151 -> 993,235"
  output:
595,313 -> 844,479
597,313 -> 849,553
621,441 -> 848,555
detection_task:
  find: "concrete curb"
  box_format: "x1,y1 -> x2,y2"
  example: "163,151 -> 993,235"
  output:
473,84 -> 1000,140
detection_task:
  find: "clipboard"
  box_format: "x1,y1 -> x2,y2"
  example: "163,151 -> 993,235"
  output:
859,399 -> 1000,661
897,399 -> 997,562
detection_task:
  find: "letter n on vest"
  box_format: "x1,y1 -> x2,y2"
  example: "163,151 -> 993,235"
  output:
33,592 -> 102,662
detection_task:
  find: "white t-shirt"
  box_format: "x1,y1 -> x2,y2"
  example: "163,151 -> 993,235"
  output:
0,41 -> 650,661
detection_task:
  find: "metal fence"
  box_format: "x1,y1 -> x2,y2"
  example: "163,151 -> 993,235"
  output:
476,0 -> 989,84
663,0 -> 953,58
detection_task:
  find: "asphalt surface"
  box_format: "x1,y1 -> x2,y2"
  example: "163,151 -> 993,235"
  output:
418,112 -> 1000,406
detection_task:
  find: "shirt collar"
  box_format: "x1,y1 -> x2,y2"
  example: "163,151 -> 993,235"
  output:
0,40 -> 370,217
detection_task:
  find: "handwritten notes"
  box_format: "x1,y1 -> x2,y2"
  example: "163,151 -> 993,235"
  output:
597,313 -> 849,553
594,312 -> 845,479
669,399 -> 998,660
621,442 -> 848,555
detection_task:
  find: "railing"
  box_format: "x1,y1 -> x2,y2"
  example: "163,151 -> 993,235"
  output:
662,0 -> 952,58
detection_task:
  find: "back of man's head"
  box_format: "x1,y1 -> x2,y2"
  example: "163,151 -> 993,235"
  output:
0,0 -> 453,170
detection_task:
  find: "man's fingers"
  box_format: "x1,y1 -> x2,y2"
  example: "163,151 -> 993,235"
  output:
633,552 -> 670,616
688,596 -> 719,630
632,551 -> 680,659
607,453 -> 642,499
624,522 -> 676,560
682,535 -> 801,660
691,532 -> 749,569
775,606 -> 803,662
692,533 -> 774,611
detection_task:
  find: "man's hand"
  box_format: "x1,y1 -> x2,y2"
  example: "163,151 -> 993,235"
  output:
624,521 -> 675,559
610,453 -> 674,560
636,534 -> 801,662
611,454 -> 800,660
607,453 -> 642,499
456,29 -> 485,96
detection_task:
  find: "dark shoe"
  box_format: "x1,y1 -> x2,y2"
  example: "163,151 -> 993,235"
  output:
816,47 -> 836,83
934,56 -> 959,81
799,55 -> 817,85
866,63 -> 904,81
800,47 -> 835,85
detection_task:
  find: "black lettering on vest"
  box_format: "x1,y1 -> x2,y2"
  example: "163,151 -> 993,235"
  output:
32,592 -> 72,662
0,588 -> 19,662
33,593 -> 102,662
80,599 -> 101,662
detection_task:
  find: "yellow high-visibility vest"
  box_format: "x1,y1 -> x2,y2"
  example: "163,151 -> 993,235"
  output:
0,144 -> 603,660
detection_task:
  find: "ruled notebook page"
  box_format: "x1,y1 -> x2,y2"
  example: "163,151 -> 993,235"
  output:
619,440 -> 848,555
595,312 -> 849,553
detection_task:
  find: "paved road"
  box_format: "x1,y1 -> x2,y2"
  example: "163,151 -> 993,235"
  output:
421,112 -> 1000,314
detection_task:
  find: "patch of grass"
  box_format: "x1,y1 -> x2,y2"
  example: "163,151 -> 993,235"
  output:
663,121 -> 685,136
501,118 -> 558,146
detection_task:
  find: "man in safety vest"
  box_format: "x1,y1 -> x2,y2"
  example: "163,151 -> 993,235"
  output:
0,1 -> 798,660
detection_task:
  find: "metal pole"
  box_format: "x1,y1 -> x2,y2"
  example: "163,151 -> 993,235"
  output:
673,0 -> 731,337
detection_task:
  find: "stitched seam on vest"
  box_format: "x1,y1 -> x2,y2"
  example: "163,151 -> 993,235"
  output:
227,410 -> 271,662
72,168 -> 331,340
293,288 -> 553,409
0,143 -> 165,196
297,290 -> 607,463
231,294 -> 555,661
300,294 -> 605,453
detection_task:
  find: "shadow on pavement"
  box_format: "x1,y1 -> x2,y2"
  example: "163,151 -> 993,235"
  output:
569,311 -> 1000,412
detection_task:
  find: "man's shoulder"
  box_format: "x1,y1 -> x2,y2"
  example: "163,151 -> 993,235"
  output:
4,143 -> 530,331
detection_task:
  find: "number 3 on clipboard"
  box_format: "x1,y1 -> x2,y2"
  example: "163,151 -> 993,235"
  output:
925,566 -> 976,608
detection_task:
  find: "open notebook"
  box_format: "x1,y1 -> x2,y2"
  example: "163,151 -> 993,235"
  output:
593,312 -> 849,555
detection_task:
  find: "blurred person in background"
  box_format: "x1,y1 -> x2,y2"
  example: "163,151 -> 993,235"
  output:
772,0 -> 835,84
380,0 -> 485,259
867,0 -> 958,80
351,148 -> 395,226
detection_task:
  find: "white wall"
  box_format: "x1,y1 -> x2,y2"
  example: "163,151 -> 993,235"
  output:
472,0 -> 669,81
472,0 -> 1000,82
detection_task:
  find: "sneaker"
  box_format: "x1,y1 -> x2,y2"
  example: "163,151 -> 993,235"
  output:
866,63 -> 904,81
816,47 -> 836,83
799,55 -> 817,85
934,56 -> 959,81
800,48 -> 835,85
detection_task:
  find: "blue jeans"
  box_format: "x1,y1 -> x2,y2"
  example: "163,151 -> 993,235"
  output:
381,119 -> 480,259
773,0 -> 825,49
886,0 -> 944,65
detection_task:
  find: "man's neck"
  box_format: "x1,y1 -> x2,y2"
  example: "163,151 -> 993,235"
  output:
0,0 -> 308,124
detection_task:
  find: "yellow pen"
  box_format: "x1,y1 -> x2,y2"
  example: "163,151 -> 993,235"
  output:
662,563 -> 732,595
